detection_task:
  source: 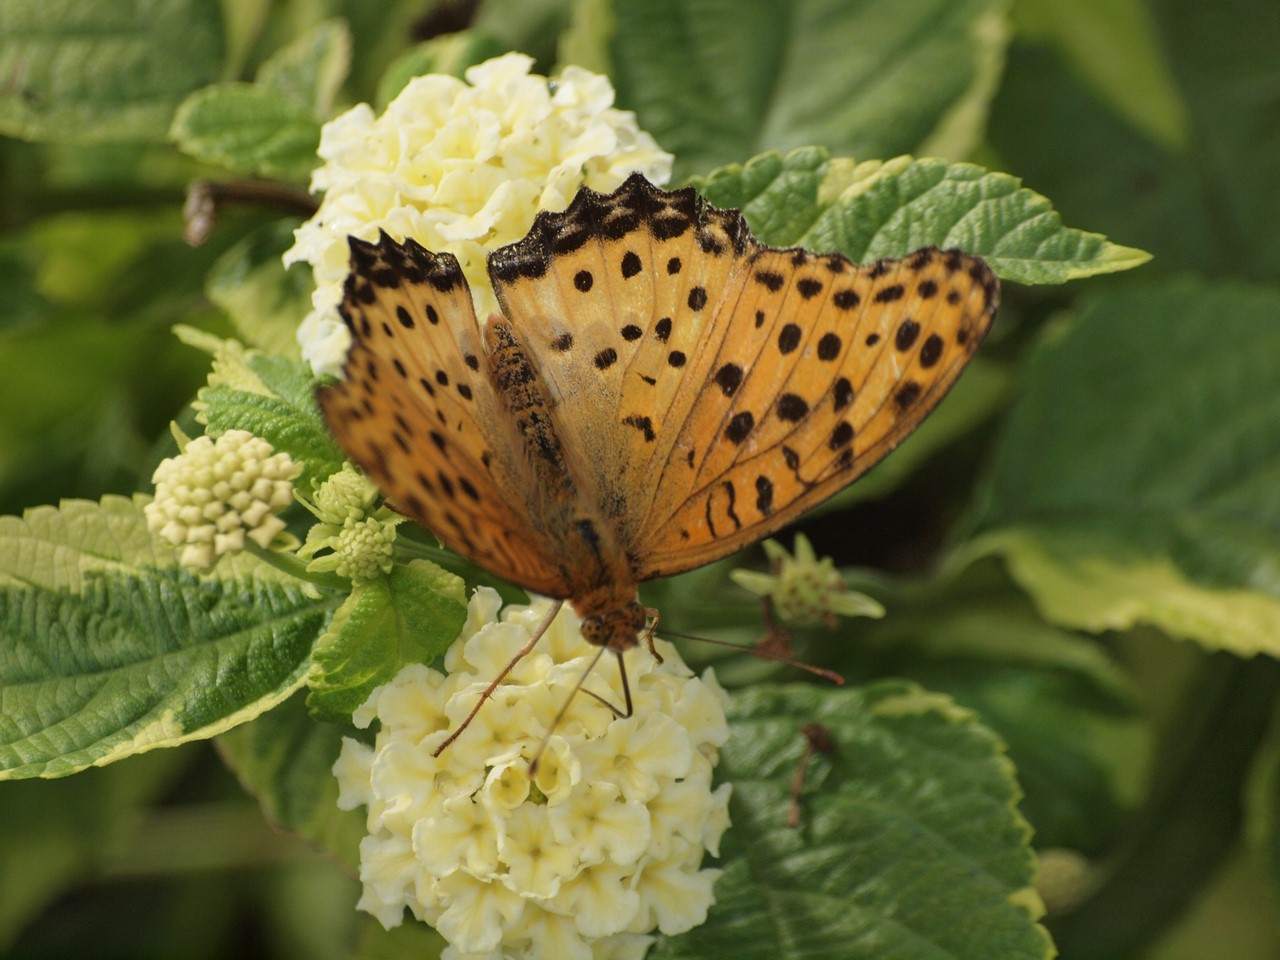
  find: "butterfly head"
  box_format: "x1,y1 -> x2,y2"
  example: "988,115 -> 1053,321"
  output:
579,599 -> 648,652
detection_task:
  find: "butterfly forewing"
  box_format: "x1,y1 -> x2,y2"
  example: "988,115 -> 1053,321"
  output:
632,245 -> 998,579
488,177 -> 752,533
318,234 -> 572,595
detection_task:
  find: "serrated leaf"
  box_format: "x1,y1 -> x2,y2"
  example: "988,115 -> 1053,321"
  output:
307,560 -> 468,721
200,354 -> 346,488
258,18 -> 352,117
169,83 -> 320,181
991,1 -> 1280,284
216,692 -> 364,869
0,496 -> 341,780
0,0 -> 223,143
654,556 -> 1142,851
606,0 -> 1008,181
652,682 -> 1051,960
205,221 -> 311,357
967,281 -> 1280,656
375,30 -> 507,108
843,568 -> 1144,851
695,148 -> 1151,283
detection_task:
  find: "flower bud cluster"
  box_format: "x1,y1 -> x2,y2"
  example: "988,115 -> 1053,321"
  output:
145,429 -> 299,571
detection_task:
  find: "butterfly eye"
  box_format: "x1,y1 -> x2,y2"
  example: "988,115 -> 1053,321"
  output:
624,600 -> 647,632
581,615 -> 608,646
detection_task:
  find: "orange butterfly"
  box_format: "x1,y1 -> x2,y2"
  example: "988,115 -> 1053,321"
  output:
319,174 -> 998,654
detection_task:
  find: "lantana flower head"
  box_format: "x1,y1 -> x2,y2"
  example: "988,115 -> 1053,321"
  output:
144,429 -> 300,571
334,588 -> 731,959
286,52 -> 673,377
731,533 -> 886,627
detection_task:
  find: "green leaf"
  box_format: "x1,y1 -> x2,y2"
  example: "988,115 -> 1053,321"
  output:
1247,705 -> 1280,896
695,148 -> 1151,283
987,43 -> 1210,278
967,281 -> 1280,656
653,682 -> 1051,959
0,496 -> 341,780
257,18 -> 352,117
0,0 -> 223,143
200,354 -> 346,488
169,83 -> 320,181
307,560 -> 468,721
655,557 -> 1142,851
0,749 -> 188,945
216,692 -> 364,869
205,220 -> 311,358
1148,0 -> 1280,281
1014,0 -> 1188,150
606,0 -> 1008,180
472,0 -> 575,65
991,0 -> 1280,284
375,30 -> 508,108
842,566 -> 1144,852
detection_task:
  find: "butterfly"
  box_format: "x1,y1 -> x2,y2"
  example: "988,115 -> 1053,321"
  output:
319,173 -> 998,652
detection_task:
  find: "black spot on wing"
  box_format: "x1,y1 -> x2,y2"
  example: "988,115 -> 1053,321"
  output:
725,411 -> 754,444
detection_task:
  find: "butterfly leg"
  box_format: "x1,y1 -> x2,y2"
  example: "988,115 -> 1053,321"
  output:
433,598 -> 566,759
642,607 -> 664,664
577,649 -> 633,719
755,595 -> 795,661
530,645 -> 630,774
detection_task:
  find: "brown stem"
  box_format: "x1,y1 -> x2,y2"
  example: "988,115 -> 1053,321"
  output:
184,179 -> 319,245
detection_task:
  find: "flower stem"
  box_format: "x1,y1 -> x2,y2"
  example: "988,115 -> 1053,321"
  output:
244,541 -> 351,593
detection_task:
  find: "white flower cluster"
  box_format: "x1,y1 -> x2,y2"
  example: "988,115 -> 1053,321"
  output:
334,589 -> 731,959
286,52 -> 673,377
145,429 -> 300,571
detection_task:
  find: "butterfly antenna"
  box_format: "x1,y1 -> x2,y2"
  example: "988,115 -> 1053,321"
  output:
529,644 -> 611,776
655,627 -> 845,686
433,599 -> 565,759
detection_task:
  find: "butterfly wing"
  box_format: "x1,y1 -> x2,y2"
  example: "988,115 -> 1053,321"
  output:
632,245 -> 999,578
487,174 -> 751,531
487,176 -> 997,581
318,234 -> 573,595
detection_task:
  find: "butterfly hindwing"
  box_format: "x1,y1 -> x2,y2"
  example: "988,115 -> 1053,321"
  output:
632,245 -> 999,579
318,234 -> 572,595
